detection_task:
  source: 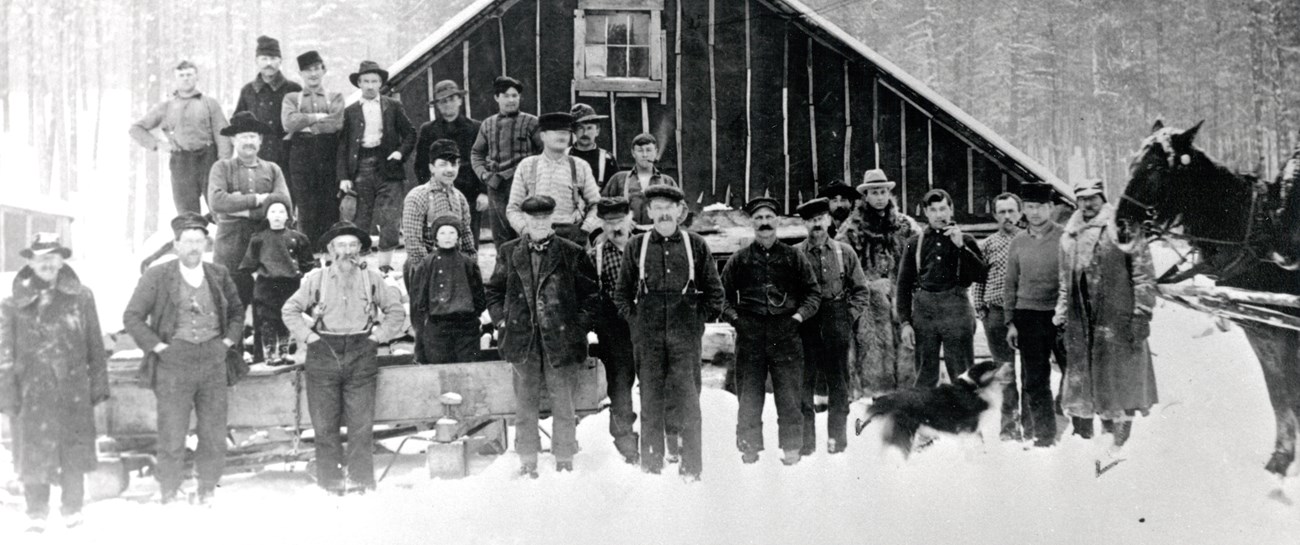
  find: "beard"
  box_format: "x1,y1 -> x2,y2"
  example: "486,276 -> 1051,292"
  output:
830,208 -> 851,221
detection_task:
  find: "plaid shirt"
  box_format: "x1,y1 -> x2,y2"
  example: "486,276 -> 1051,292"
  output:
591,240 -> 624,299
401,182 -> 475,264
973,228 -> 1019,309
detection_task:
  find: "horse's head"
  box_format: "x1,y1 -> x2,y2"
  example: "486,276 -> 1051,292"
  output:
1118,119 -> 1205,238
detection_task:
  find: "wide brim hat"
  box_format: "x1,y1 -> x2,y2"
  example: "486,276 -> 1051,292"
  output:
570,103 -> 608,124
643,184 -> 686,204
795,197 -> 831,220
1073,178 -> 1106,199
349,60 -> 389,88
743,196 -> 781,216
856,169 -> 896,192
818,183 -> 860,201
538,112 -> 576,132
220,111 -> 273,137
19,232 -> 72,259
1018,182 -> 1057,204
318,221 -> 373,253
430,80 -> 468,103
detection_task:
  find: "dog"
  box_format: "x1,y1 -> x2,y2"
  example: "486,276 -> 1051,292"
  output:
854,360 -> 1010,457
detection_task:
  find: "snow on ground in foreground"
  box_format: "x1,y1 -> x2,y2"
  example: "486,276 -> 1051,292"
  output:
3,303 -> 1300,544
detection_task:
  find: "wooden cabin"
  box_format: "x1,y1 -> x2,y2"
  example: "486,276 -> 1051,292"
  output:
384,0 -> 1068,222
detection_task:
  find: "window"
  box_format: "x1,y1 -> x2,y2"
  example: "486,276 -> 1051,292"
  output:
574,0 -> 664,95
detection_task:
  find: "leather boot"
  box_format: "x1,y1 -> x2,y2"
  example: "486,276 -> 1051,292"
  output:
1071,417 -> 1094,439
1112,420 -> 1133,447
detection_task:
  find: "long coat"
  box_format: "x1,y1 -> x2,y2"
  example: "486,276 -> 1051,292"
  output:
1055,204 -> 1159,418
0,266 -> 108,483
485,236 -> 599,368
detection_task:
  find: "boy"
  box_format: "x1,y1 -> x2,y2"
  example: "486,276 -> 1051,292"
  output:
240,195 -> 315,364
410,215 -> 487,364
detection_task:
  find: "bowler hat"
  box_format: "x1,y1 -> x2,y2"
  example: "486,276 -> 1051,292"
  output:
643,184 -> 685,204
19,232 -> 72,259
1018,183 -> 1056,204
538,112 -> 575,132
255,35 -> 281,58
430,80 -> 468,103
170,212 -> 210,238
221,111 -> 272,137
743,196 -> 781,216
857,169 -> 896,193
428,139 -> 460,162
318,220 -> 372,253
493,76 -> 524,95
570,103 -> 608,124
520,195 -> 557,216
795,198 -> 831,220
596,197 -> 630,220
349,60 -> 389,88
818,183 -> 860,201
296,50 -> 324,71
1074,178 -> 1106,199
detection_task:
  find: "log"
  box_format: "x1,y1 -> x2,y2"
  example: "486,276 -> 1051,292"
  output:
1157,285 -> 1300,309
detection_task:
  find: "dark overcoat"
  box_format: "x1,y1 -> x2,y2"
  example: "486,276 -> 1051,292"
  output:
336,95 -> 416,182
485,236 -> 599,368
0,266 -> 108,483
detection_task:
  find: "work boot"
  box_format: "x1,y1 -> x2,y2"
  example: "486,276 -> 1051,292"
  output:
556,460 -> 574,473
1100,419 -> 1115,435
679,468 -> 701,483
781,449 -> 802,466
827,439 -> 846,454
1071,417 -> 1094,439
1112,420 -> 1133,448
519,462 -> 539,479
665,434 -> 682,464
741,451 -> 760,464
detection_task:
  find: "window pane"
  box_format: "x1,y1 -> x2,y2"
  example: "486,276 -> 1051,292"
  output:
629,13 -> 650,45
607,46 -> 627,77
629,47 -> 650,78
585,15 -> 606,45
585,46 -> 607,78
608,14 -> 629,45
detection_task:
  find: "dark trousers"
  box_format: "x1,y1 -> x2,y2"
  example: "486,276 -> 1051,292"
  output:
288,134 -> 341,243
1007,309 -> 1060,442
800,300 -> 852,448
419,315 -> 481,364
355,155 -> 402,251
635,325 -> 703,475
252,276 -> 301,362
594,308 -> 638,458
486,184 -> 517,247
468,198 -> 483,249
154,337 -> 228,495
304,333 -> 379,490
735,312 -> 804,453
214,218 -> 257,308
513,355 -> 579,462
24,470 -> 84,519
169,145 -> 218,215
913,288 -> 976,387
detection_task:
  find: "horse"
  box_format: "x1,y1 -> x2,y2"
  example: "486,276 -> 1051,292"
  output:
1117,119 -> 1300,481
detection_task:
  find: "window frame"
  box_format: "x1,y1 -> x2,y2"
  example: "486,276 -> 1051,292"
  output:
573,0 -> 664,95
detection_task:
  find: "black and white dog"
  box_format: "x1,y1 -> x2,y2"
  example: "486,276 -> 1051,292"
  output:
854,360 -> 1010,457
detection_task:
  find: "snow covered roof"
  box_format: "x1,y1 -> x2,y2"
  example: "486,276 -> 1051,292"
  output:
385,0 -> 1069,200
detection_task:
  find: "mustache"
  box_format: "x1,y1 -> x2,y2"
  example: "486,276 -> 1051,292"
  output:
756,224 -> 775,232
810,225 -> 825,231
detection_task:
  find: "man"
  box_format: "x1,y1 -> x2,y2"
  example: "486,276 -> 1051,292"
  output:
282,221 -> 407,494
836,169 -> 919,397
281,50 -> 345,243
415,80 -> 485,248
973,192 -> 1023,438
208,111 -> 292,314
720,197 -> 821,466
793,198 -> 869,455
471,76 -> 543,246
234,36 -> 301,176
403,139 -> 476,274
1,234 -> 109,531
336,61 -> 416,270
602,133 -> 680,228
588,197 -> 640,465
1003,183 -> 1065,447
1055,179 -> 1158,450
818,182 -> 859,239
129,60 -> 232,214
614,185 -> 723,479
505,111 -> 602,246
123,213 -> 244,504
896,189 -> 987,387
485,195 -> 599,477
568,103 -> 618,189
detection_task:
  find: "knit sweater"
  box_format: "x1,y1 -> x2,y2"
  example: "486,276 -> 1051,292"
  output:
1002,222 -> 1063,324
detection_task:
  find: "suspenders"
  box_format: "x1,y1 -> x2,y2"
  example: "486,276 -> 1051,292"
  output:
634,231 -> 695,304
311,269 -> 378,333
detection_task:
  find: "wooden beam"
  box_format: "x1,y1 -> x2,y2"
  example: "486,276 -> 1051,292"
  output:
782,25 -> 790,213
427,67 -> 436,121
900,94 -> 907,213
535,0 -> 542,113
498,16 -> 508,76
744,0 -> 752,203
927,118 -> 933,188
807,37 -> 818,186
580,0 -> 664,9
708,0 -> 717,196
462,41 -> 472,119
872,75 -> 879,169
842,58 -> 851,186
609,92 -> 618,159
641,97 -> 650,134
967,147 -> 975,214
674,0 -> 683,190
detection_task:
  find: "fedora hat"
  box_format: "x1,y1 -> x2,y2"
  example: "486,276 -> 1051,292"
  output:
220,111 -> 272,137
349,60 -> 389,88
570,103 -> 609,124
818,183 -> 860,201
430,80 -> 467,103
318,220 -> 372,253
19,232 -> 72,259
856,169 -> 896,193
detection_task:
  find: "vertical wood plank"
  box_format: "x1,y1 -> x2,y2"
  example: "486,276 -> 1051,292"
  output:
900,99 -> 907,213
535,0 -> 541,113
462,42 -> 472,119
609,92 -> 618,159
674,0 -> 683,188
427,68 -> 435,121
807,37 -> 817,184
641,97 -> 650,134
927,119 -> 934,189
782,27 -> 790,212
967,147 -> 975,214
744,0 -> 751,202
842,59 -> 851,186
708,0 -> 717,196
498,16 -> 508,75
872,78 -> 879,169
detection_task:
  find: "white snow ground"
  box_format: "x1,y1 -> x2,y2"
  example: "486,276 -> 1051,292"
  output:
2,302 -> 1299,544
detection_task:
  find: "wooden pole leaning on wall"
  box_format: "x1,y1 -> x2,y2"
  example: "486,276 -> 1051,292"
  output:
967,147 -> 975,214
843,59 -> 851,186
641,98 -> 650,135
535,0 -> 542,113
744,0 -> 752,203
807,37 -> 818,191
782,25 -> 791,214
708,0 -> 718,197
609,92 -> 618,159
872,77 -> 879,169
927,118 -> 933,188
498,15 -> 508,76
900,97 -> 907,213
675,0 -> 684,191
463,42 -> 472,119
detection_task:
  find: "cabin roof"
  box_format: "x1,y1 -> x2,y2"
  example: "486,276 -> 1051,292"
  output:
386,0 -> 1071,201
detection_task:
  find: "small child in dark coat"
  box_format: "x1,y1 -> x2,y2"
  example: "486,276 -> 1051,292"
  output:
410,215 -> 486,364
240,195 -> 315,364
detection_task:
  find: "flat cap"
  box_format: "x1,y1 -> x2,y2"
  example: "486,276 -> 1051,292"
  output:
1018,182 -> 1056,204
743,196 -> 781,216
520,195 -> 557,215
795,197 -> 831,220
170,212 -> 210,237
538,112 -> 575,132
493,75 -> 524,95
428,139 -> 460,162
643,184 -> 686,203
596,197 -> 630,219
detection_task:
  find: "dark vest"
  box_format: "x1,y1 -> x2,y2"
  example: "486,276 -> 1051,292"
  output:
175,276 -> 220,343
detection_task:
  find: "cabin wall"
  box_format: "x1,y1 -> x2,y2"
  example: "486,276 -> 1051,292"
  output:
393,0 -> 1043,222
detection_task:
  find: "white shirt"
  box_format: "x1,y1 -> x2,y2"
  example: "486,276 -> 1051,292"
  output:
179,261 -> 204,288
361,98 -> 382,148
